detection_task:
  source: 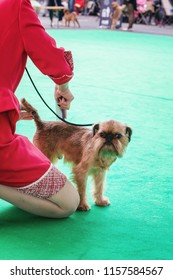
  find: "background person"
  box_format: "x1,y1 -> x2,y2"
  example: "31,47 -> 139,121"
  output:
123,0 -> 137,30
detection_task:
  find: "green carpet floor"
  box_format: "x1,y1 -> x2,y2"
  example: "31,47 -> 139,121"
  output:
1,30 -> 173,260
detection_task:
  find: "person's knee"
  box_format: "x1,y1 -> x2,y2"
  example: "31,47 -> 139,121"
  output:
56,196 -> 80,218
62,204 -> 78,218
62,185 -> 80,217
49,179 -> 80,218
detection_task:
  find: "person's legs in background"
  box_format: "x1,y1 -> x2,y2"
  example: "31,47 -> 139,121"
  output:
127,3 -> 134,29
68,0 -> 75,12
58,9 -> 64,26
49,9 -> 54,27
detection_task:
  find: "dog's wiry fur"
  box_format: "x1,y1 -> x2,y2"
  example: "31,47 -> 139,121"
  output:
21,98 -> 132,211
110,2 -> 126,29
64,9 -> 80,28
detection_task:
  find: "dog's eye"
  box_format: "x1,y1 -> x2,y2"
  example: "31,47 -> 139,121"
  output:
114,133 -> 123,139
100,132 -> 107,138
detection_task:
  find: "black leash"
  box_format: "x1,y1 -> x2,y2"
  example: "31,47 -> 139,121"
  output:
25,68 -> 93,127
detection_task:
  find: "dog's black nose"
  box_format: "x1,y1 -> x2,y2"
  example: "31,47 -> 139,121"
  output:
106,133 -> 114,143
100,132 -> 121,143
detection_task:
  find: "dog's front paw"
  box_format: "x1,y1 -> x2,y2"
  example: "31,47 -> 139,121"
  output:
77,202 -> 91,211
95,197 -> 110,207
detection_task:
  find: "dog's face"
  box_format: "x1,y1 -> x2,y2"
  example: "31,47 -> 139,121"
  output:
92,120 -> 132,168
64,9 -> 70,15
112,1 -> 119,9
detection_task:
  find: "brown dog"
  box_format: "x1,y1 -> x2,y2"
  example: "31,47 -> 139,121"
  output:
63,9 -> 80,28
110,1 -> 126,29
21,98 -> 132,211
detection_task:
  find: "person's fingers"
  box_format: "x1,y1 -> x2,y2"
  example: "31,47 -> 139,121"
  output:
57,97 -> 70,110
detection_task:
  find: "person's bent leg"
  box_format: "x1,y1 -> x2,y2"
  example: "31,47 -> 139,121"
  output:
48,179 -> 80,217
0,180 -> 79,218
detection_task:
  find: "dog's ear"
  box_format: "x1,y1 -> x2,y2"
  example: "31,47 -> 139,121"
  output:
93,123 -> 99,136
126,126 -> 132,142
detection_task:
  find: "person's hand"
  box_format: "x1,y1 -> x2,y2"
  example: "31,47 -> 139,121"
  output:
19,104 -> 34,120
54,84 -> 74,118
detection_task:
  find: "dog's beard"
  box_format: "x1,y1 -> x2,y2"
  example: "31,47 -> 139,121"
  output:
93,135 -> 128,168
98,143 -> 117,168
92,137 -> 118,168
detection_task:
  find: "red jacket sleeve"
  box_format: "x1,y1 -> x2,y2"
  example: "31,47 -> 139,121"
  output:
19,0 -> 73,84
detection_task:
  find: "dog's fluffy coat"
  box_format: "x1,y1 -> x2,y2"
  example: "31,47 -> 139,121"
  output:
110,1 -> 126,29
63,9 -> 80,28
21,98 -> 132,211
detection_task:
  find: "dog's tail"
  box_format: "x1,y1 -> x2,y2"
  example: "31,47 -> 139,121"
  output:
21,98 -> 44,129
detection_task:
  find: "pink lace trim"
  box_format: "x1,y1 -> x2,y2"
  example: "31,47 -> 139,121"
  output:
17,164 -> 67,199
